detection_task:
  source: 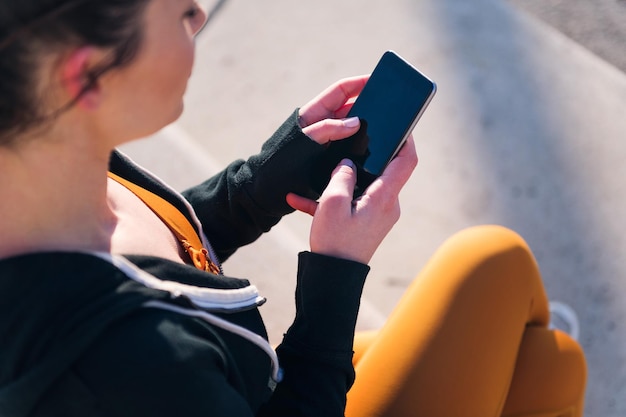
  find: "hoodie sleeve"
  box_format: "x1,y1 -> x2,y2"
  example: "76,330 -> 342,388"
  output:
182,110 -> 326,261
258,252 -> 370,417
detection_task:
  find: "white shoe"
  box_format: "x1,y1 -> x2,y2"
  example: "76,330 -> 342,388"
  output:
548,301 -> 580,341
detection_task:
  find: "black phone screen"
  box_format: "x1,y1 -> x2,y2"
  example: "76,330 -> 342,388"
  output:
347,51 -> 435,176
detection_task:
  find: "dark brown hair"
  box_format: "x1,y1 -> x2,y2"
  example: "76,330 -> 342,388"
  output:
0,0 -> 149,145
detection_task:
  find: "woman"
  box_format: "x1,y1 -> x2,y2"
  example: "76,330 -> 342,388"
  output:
0,0 -> 585,416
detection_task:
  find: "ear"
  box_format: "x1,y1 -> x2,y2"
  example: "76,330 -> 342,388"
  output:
60,46 -> 103,110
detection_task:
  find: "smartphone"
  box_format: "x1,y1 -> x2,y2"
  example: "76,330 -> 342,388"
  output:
311,51 -> 436,197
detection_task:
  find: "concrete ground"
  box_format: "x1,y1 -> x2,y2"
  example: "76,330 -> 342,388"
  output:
508,0 -> 626,74
120,0 -> 626,415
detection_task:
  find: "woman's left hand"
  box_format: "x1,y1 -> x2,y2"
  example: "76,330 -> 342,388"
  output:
298,75 -> 369,145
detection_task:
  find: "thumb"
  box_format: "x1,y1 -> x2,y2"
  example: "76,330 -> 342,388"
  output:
322,159 -> 357,200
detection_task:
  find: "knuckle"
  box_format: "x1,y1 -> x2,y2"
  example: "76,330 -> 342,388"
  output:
380,198 -> 401,221
320,118 -> 337,130
303,119 -> 338,143
320,190 -> 348,209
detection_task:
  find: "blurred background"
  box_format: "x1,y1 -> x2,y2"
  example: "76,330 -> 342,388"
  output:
121,0 -> 626,415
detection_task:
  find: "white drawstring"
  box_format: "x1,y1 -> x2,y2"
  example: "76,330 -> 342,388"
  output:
93,252 -> 264,312
88,252 -> 283,385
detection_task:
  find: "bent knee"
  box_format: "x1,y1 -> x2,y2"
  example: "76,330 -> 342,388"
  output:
438,225 -> 541,289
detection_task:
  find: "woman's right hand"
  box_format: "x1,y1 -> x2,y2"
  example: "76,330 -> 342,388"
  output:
287,135 -> 418,265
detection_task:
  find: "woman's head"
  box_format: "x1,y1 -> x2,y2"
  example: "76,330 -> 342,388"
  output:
0,0 -> 150,145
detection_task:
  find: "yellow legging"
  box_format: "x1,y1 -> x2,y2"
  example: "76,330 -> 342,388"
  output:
346,225 -> 587,417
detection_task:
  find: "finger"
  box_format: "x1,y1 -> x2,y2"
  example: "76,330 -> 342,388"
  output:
286,193 -> 318,216
321,159 -> 358,202
299,75 -> 369,126
302,117 -> 360,145
317,75 -> 369,114
333,99 -> 357,119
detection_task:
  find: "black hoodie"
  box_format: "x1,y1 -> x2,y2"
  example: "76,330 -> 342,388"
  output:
0,111 -> 370,417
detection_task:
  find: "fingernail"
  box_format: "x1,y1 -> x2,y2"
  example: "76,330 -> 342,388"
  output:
342,117 -> 360,128
340,159 -> 356,171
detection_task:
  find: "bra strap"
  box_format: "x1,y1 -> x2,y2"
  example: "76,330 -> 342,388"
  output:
108,172 -> 220,275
